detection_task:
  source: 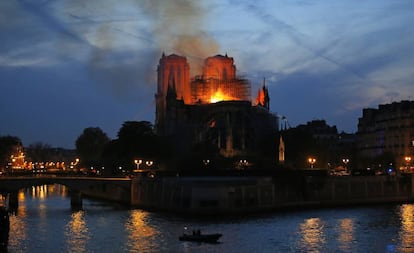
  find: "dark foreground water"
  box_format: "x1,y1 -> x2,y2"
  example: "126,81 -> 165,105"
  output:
3,184 -> 414,252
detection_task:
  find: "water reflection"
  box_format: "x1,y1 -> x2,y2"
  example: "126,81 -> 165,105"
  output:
398,204 -> 414,252
337,218 -> 354,251
5,185 -> 414,252
8,211 -> 27,251
65,211 -> 90,253
29,185 -> 67,199
125,210 -> 159,252
31,185 -> 48,199
298,217 -> 325,252
4,191 -> 27,251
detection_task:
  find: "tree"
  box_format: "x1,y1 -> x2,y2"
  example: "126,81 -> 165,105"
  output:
26,142 -> 52,162
75,127 -> 110,168
97,121 -> 173,174
117,121 -> 154,141
103,121 -> 171,174
117,121 -> 161,159
0,135 -> 23,171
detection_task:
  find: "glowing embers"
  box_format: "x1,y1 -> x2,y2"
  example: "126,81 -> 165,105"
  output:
209,89 -> 238,103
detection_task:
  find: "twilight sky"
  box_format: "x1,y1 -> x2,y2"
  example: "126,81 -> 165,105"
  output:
1,0 -> 414,149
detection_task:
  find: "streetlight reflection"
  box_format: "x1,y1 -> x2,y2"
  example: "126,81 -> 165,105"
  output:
298,217 -> 325,252
8,212 -> 27,250
125,210 -> 159,252
337,218 -> 354,251
65,211 -> 90,253
398,204 -> 414,252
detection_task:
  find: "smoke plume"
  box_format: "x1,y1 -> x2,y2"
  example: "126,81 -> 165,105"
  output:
140,0 -> 220,75
86,0 -> 219,101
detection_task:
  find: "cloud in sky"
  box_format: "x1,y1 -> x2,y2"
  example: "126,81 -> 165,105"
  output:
1,0 -> 414,148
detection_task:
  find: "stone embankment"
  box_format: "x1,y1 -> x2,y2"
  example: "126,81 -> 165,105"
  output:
129,172 -> 414,214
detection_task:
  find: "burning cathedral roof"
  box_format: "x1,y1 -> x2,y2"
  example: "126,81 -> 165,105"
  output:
157,53 -> 259,105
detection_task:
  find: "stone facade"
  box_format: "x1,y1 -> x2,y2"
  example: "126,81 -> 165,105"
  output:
357,100 -> 414,169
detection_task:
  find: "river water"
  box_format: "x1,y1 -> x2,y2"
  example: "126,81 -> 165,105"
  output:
2,184 -> 414,252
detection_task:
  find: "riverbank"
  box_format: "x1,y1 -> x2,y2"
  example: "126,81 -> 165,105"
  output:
127,172 -> 414,215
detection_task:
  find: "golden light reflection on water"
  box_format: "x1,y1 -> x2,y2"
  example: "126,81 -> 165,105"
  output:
8,214 -> 28,250
125,210 -> 159,252
337,218 -> 354,251
65,211 -> 90,253
4,191 -> 28,250
398,204 -> 414,252
2,185 -> 69,251
299,217 -> 325,252
31,185 -> 48,199
18,191 -> 25,202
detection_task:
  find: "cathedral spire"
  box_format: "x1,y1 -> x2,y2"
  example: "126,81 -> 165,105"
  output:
255,78 -> 270,110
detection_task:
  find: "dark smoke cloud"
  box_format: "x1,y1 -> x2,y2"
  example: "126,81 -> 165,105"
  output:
87,20 -> 159,101
88,47 -> 158,100
139,0 -> 220,75
87,0 -> 220,99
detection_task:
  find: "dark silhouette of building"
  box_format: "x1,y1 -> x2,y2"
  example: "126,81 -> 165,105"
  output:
357,100 -> 414,170
288,120 -> 356,170
297,120 -> 338,141
155,53 -> 277,169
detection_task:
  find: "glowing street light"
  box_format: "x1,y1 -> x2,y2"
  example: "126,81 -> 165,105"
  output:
70,158 -> 80,170
342,158 -> 350,169
145,160 -> 154,167
308,157 -> 316,168
134,159 -> 142,171
404,156 -> 412,172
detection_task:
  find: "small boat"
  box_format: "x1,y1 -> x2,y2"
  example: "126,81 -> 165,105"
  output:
179,228 -> 222,243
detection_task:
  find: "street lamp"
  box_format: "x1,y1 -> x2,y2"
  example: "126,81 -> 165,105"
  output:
308,157 -> 316,168
203,159 -> 210,166
404,156 -> 412,172
342,158 -> 350,169
134,159 -> 142,171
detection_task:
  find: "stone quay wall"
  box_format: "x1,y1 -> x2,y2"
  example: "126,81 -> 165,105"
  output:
130,173 -> 414,214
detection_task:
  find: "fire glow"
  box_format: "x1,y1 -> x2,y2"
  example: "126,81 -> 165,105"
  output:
210,89 -> 237,103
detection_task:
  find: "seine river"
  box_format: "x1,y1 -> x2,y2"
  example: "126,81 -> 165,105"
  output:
3,184 -> 414,252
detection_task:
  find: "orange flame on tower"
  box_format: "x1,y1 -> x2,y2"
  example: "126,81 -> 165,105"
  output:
210,89 -> 237,103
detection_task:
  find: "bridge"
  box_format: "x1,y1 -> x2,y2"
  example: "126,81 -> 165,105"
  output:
0,176 -> 132,210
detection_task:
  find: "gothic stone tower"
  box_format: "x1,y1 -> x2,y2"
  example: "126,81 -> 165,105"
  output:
203,54 -> 236,80
155,53 -> 190,134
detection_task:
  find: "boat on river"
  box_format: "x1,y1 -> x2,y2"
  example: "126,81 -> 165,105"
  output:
179,228 -> 222,243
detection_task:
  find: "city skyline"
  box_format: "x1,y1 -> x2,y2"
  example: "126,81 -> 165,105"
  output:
1,0 -> 414,148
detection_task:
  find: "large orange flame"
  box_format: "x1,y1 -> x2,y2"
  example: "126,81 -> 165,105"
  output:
210,89 -> 236,103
